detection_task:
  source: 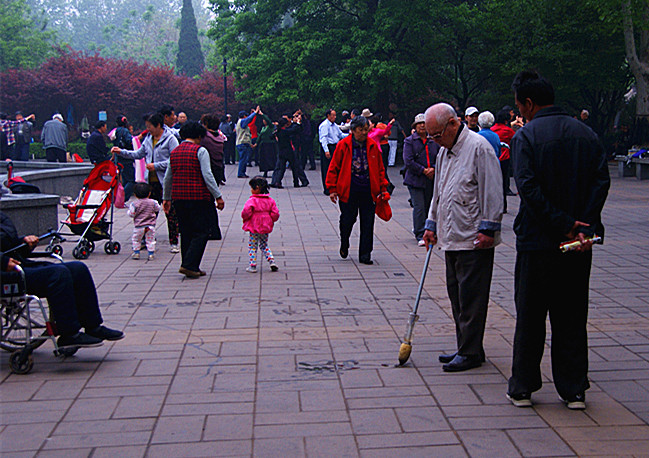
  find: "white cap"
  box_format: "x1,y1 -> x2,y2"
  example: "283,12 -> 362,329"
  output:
465,107 -> 479,116
52,113 -> 63,121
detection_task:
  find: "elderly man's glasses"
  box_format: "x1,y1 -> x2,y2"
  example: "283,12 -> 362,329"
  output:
429,118 -> 451,140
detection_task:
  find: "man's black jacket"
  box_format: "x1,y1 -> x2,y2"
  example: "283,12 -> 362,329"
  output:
511,106 -> 610,251
86,130 -> 111,164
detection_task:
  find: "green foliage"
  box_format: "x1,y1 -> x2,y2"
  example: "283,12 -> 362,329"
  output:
177,0 -> 205,76
29,141 -> 87,159
0,0 -> 57,71
208,0 -> 631,132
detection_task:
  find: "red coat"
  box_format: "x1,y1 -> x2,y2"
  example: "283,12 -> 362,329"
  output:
325,135 -> 388,203
491,123 -> 515,161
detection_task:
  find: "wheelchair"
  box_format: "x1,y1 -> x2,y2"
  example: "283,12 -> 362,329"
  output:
1,253 -> 78,374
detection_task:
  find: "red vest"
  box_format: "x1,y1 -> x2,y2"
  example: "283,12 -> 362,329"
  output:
170,141 -> 212,201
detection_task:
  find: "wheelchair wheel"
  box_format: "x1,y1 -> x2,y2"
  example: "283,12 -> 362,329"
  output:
50,245 -> 63,256
104,242 -> 113,254
10,350 -> 33,374
0,301 -> 49,352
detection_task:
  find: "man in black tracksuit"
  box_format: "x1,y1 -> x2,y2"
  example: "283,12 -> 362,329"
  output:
506,71 -> 610,410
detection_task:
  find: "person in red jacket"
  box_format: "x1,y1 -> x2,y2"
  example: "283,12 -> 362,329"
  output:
491,109 -> 517,212
326,115 -> 389,265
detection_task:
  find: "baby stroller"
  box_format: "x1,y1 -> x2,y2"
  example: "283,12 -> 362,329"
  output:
48,160 -> 121,259
1,248 -> 78,374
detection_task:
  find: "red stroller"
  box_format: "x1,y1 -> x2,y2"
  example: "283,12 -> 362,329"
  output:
47,160 -> 122,259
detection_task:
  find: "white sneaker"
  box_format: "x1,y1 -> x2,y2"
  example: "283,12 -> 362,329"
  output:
270,262 -> 279,272
417,240 -> 426,247
507,393 -> 532,407
246,266 -> 257,273
170,245 -> 180,253
560,394 -> 586,410
131,252 -> 140,260
148,254 -> 155,261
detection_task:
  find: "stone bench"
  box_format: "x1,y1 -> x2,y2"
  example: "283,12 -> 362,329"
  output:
633,157 -> 649,180
1,161 -> 94,197
615,155 -> 636,177
614,155 -> 649,180
0,193 -> 60,236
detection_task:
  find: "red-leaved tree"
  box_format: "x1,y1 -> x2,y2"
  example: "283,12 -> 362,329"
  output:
0,49 -> 243,134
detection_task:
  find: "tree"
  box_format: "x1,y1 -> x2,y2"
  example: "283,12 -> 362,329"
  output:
621,0 -> 649,118
176,0 -> 205,76
0,0 -> 57,71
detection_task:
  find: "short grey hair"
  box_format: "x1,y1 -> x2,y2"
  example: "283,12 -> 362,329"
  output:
425,103 -> 457,125
350,115 -> 369,130
478,111 -> 495,129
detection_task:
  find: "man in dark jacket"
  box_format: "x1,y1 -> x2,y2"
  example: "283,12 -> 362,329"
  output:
506,71 -> 610,410
86,121 -> 111,164
1,212 -> 124,349
270,113 -> 309,188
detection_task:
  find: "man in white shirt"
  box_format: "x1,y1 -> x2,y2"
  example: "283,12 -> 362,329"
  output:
318,109 -> 345,195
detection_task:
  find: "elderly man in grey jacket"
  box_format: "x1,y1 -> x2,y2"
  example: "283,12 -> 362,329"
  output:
423,103 -> 503,372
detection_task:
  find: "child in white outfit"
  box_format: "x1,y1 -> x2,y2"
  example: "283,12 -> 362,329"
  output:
127,182 -> 160,260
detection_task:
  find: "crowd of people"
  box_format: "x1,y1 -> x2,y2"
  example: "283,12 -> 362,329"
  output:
2,71 -> 611,412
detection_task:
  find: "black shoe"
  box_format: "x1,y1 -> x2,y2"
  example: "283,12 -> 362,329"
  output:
442,354 -> 482,372
86,325 -> 125,341
57,332 -> 104,349
439,352 -> 457,364
269,183 -> 284,189
359,258 -> 373,265
339,244 -> 349,259
440,350 -> 485,363
507,392 -> 533,407
323,189 -> 330,196
309,166 -> 316,170
506,190 -> 517,196
238,174 -> 249,178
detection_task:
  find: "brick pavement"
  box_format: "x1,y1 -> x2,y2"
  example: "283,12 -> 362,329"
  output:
1,163 -> 648,457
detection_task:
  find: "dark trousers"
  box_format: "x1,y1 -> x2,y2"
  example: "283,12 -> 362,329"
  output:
150,181 -> 179,245
445,249 -> 495,357
224,138 -> 236,164
173,200 -> 212,272
380,143 -> 391,183
508,250 -> 591,400
339,187 -> 375,261
321,144 -> 336,192
237,144 -> 252,177
117,157 -> 136,201
301,141 -> 316,169
24,261 -> 103,336
46,147 -> 66,163
271,149 -> 309,187
407,183 -> 433,241
500,158 -> 511,211
13,142 -> 30,161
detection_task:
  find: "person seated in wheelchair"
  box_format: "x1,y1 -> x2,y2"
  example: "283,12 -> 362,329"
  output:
1,212 -> 124,349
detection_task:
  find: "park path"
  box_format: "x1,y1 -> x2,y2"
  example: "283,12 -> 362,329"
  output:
1,162 -> 648,457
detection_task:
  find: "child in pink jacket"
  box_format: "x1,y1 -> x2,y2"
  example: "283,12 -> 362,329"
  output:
241,176 -> 280,273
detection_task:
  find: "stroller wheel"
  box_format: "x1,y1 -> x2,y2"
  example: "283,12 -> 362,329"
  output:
10,350 -> 34,374
72,247 -> 81,259
87,241 -> 95,253
78,248 -> 89,260
104,242 -> 113,254
111,241 -> 121,254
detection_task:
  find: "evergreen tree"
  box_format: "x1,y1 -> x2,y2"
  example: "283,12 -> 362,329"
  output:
176,0 -> 204,77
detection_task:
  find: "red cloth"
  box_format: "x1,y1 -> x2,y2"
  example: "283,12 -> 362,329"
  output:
249,114 -> 258,139
241,194 -> 279,234
326,135 -> 388,203
491,123 -> 515,161
169,142 -> 212,201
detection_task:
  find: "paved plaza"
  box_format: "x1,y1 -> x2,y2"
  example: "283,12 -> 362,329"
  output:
1,163 -> 649,457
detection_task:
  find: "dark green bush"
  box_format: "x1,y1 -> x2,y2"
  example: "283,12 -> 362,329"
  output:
29,141 -> 88,160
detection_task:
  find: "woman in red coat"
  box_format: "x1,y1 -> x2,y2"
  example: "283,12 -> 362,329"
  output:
326,116 -> 389,265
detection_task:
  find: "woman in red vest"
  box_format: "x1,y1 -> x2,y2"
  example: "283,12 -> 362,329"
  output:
163,122 -> 225,278
326,115 -> 389,265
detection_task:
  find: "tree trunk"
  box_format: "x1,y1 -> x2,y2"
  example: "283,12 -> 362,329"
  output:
622,0 -> 649,118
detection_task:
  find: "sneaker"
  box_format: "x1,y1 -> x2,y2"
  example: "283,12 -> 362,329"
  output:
417,239 -> 426,247
560,393 -> 586,410
148,254 -> 155,261
507,392 -> 532,407
170,245 -> 180,253
270,262 -> 279,272
86,325 -> 125,341
131,252 -> 140,260
246,266 -> 257,273
57,332 -> 104,349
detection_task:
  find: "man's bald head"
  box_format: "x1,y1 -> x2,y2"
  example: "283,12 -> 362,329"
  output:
425,103 -> 460,148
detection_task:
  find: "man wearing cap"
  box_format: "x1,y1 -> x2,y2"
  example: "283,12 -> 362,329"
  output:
1,112 -> 35,160
41,114 -> 68,163
423,103 -> 503,372
236,106 -> 259,178
464,107 -> 480,132
403,113 -> 439,246
318,109 -> 345,195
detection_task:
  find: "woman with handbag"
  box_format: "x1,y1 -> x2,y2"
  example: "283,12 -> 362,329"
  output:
325,115 -> 389,265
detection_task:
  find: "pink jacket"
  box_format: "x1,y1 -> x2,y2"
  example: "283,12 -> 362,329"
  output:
241,194 -> 279,234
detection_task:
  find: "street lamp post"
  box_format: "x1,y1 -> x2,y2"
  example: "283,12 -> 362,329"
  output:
222,58 -> 228,116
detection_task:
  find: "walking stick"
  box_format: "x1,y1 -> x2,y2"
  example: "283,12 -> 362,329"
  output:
397,246 -> 433,366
